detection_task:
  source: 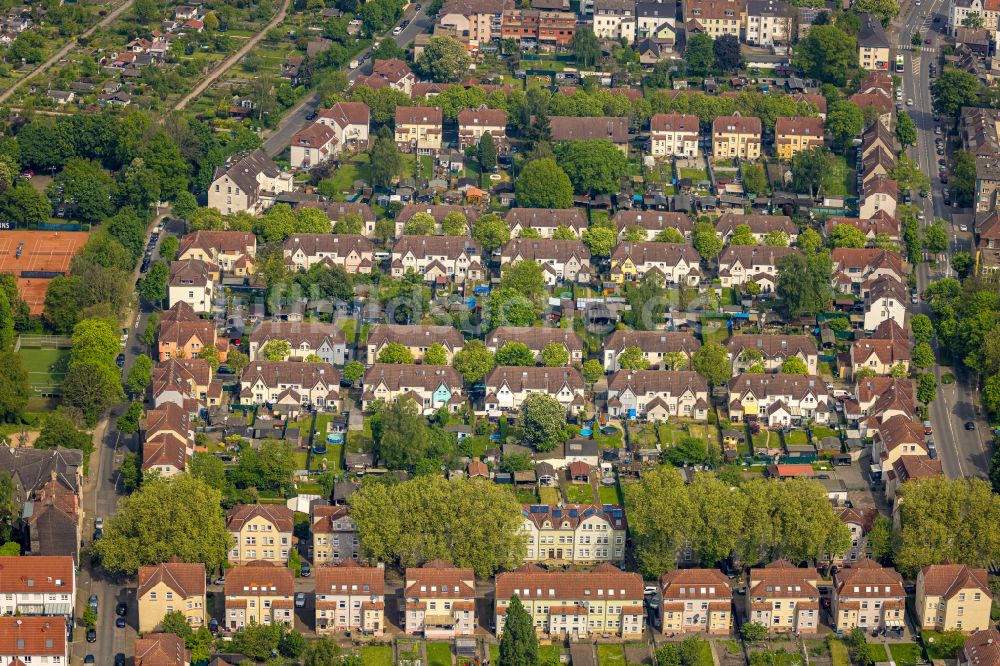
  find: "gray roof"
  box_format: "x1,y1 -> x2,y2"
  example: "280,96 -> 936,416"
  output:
0,447 -> 82,501
857,13 -> 889,48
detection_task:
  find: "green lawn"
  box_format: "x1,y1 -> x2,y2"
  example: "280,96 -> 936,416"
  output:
688,423 -> 718,445
823,153 -> 854,197
868,644 -> 890,662
598,643 -> 627,666
593,427 -> 623,449
784,430 -> 809,446
811,426 -> 839,441
830,639 -> 850,666
693,640 -> 714,666
427,642 -> 452,666
539,487 -> 560,504
323,156 -> 371,197
565,483 -> 595,504
18,346 -> 69,393
922,631 -> 964,660
680,168 -> 709,182
752,429 -> 775,450
598,484 -> 622,505
540,645 -> 563,664
490,645 -> 499,665
888,643 -> 924,666
515,488 -> 539,503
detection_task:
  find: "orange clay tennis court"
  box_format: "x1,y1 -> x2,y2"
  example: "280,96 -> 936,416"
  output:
0,230 -> 90,315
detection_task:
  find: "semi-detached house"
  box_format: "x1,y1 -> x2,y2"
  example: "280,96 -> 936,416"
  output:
0,616 -> 68,666
614,211 -> 693,241
283,233 -> 373,274
506,208 -> 588,239
366,324 -> 465,365
649,113 -> 700,159
609,242 -> 702,285
832,560 -> 906,633
727,373 -> 832,426
361,364 -> 465,414
208,149 -> 293,215
238,361 -> 341,412
606,370 -> 710,421
500,238 -> 591,284
457,107 -> 507,151
714,213 -> 798,245
177,230 -> 256,273
394,204 -> 479,237
718,245 -> 799,289
390,236 -> 483,283
486,327 -> 585,363
725,334 -> 819,375
316,101 -> 370,153
248,321 -> 347,366
168,259 -> 214,314
484,366 -> 585,413
712,115 -> 762,160
394,106 -> 443,155
602,330 -> 701,371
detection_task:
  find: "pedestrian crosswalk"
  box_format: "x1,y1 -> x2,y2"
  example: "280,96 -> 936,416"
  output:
895,44 -> 937,53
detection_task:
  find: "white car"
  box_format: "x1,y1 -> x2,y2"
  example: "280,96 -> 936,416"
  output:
295,592 -> 306,608
960,224 -> 969,231
906,99 -> 913,106
95,517 -> 104,530
392,26 -> 402,35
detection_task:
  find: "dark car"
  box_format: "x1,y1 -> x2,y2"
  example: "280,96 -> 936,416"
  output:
116,616 -> 127,628
116,353 -> 125,368
300,562 -> 311,577
86,628 -> 96,643
216,366 -> 234,375
116,602 -> 127,617
85,656 -> 95,664
816,474 -> 830,479
88,594 -> 98,611
115,654 -> 126,666
209,618 -> 219,633
965,421 -> 976,430
93,528 -> 103,541
305,111 -> 318,121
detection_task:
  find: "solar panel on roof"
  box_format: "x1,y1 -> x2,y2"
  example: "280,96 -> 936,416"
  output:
529,506 -> 546,513
568,509 -> 578,517
552,509 -> 562,518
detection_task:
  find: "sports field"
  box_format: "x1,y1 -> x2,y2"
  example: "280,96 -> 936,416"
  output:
18,346 -> 70,395
0,230 -> 90,315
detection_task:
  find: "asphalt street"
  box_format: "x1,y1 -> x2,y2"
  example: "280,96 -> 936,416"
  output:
897,4 -> 991,479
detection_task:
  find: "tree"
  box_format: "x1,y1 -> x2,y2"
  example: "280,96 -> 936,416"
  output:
894,477 -> 1000,576
423,342 -> 448,366
519,393 -> 566,452
231,624 -> 285,662
94,474 -> 232,575
159,236 -> 180,261
984,374 -> 1000,418
829,223 -> 868,248
232,439 -> 296,493
962,11 -> 985,27
496,342 -> 536,367
918,372 -> 937,404
0,352 -> 29,422
611,346 -> 648,372
794,25 -> 857,85
499,595 -> 538,666
664,436 -> 709,466
478,132 -> 497,171
117,450 -> 141,492
555,140 -> 628,195
826,99 -> 865,154
653,228 -> 685,243
924,220 -> 949,255
741,622 -> 769,643
777,251 -> 832,317
762,230 -> 789,247
226,350 -> 249,377
853,0 -> 899,24
540,342 -> 569,367
280,631 -> 307,659
582,226 -> 617,257
896,111 -> 917,148
373,398 -> 428,469
500,260 -> 545,300
332,212 -> 364,235
912,342 -> 935,370
403,212 -> 436,236
713,34 -> 742,71
452,340 -> 495,384
742,163 -> 768,194
951,252 -> 974,279
572,27 -> 601,67
515,159 -> 573,208
693,342 -> 730,387
792,146 -> 833,196
441,211 -> 468,237
369,135 -> 402,188
932,68 -> 981,116
486,288 -> 537,329
472,213 -> 511,252
260,340 -> 291,361
890,155 -> 930,194
198,345 -> 221,371
416,36 -> 471,82
730,224 -> 756,246
582,359 -> 604,385
159,610 -> 193,638
798,228 -> 824,254
867,515 -> 894,562
622,225 -> 646,243
305,637 -> 363,666
686,33 -> 715,77
781,356 -> 809,374
954,151 -> 977,208
378,342 -> 415,364
0,182 -> 50,226
350,474 -> 525,576
911,314 -> 933,345
125,354 -> 153,397
692,221 -> 723,261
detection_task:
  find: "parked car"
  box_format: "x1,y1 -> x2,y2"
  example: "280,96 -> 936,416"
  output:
89,595 -> 98,611
86,629 -> 96,643
116,616 -> 126,629
295,592 -> 306,608
116,602 -> 127,617
300,562 -> 311,577
115,654 -> 126,666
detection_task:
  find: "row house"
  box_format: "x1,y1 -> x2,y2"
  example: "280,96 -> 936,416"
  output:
224,562 -> 294,631
863,275 -> 907,331
289,122 -> 339,170
506,208 -> 587,239
316,562 -> 385,636
606,370 -> 710,421
168,259 -> 215,315
659,569 -> 733,635
715,213 -> 798,245
718,245 -> 799,289
177,232 -> 251,275
775,116 -> 824,160
0,556 -> 74,618
549,116 -> 629,155
861,114 -> 897,159
614,210 -> 693,241
727,374 -> 832,426
848,320 -> 910,377
725,334 -> 819,375
437,0 -> 513,50
650,113 -> 700,159
844,376 -> 914,435
917,565 -> 993,632
356,59 -> 415,95
609,242 -> 702,285
394,204 -> 479,237
500,238 -> 592,284
862,147 -> 895,185
831,248 -> 906,294
5,448 -> 83,564
746,561 -> 821,634
859,177 -> 899,220
227,504 -> 294,565
361,364 -> 465,414
248,321 -> 348,366
403,560 -> 477,638
824,210 -> 900,242
636,1 -> 677,42
976,208 -> 1000,272
316,101 -> 370,153
602,330 -> 701,372
297,201 -> 377,237
521,504 -> 627,564
745,0 -> 793,46
486,327 -> 586,364
495,564 -> 644,639
683,0 -> 742,37
238,361 -> 341,413
395,106 -> 443,154
137,560 -> 207,633
208,149 -> 294,215
872,413 -> 927,474
712,114 -> 762,160
311,504 -> 360,565
591,0 -> 636,42
457,107 -> 507,151
960,107 -> 1000,215
0,616 -> 68,666
283,233 -> 374,274
850,92 -> 894,131
484,366 -> 586,413
365,324 -> 465,365
885,455 -> 942,503
832,560 -> 906,633
500,9 -> 577,48
151,358 -> 220,413
141,402 -> 194,478
390,236 -> 484,283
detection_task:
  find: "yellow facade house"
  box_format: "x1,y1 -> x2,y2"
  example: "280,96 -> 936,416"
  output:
746,561 -> 821,634
775,117 -> 824,160
917,565 -> 993,632
224,562 -> 295,631
712,114 -> 762,160
137,561 -> 207,633
226,504 -> 294,565
659,569 -> 733,635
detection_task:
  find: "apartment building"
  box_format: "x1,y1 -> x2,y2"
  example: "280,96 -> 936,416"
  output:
0,556 -> 74,617
501,9 -> 577,48
248,321 -> 348,366
591,0 -> 635,42
315,562 -> 385,636
500,238 -> 592,284
775,117 -> 825,160
137,561 -> 207,633
403,560 -> 477,638
226,504 -> 294,565
725,334 -> 819,375
917,565 -> 992,632
361,364 -> 466,414
857,13 -> 890,71
746,561 -> 821,634
168,259 -> 215,314
177,230 -> 256,273
659,569 -> 733,635
157,301 -> 228,363
832,560 -> 906,633
745,0 -> 793,46
438,0 -> 513,49
484,366 -> 586,413
649,113 -> 700,159
872,413 -> 927,474
289,122 -> 338,169
283,233 -> 374,274
311,504 -> 361,565
208,150 -> 294,215
316,101 -> 370,153
495,564 -> 645,639
609,242 -> 702,285
457,107 -> 507,151
0,617 -> 68,666
521,504 -> 627,564
712,115 -> 762,159
606,370 -> 710,421
224,562 -> 295,630
683,0 -> 742,36
366,324 -> 465,365
395,106 -> 444,154
603,330 -> 701,372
